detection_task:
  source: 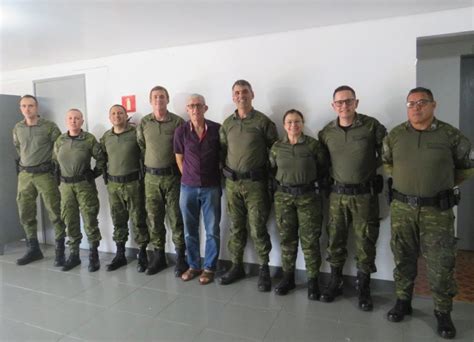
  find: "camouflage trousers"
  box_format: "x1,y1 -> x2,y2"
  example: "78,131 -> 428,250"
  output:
390,200 -> 457,312
144,173 -> 184,250
16,171 -> 65,240
107,180 -> 149,247
225,178 -> 271,265
274,191 -> 323,278
326,192 -> 380,274
60,181 -> 101,253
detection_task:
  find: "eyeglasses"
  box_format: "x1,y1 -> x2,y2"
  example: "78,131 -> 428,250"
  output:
187,103 -> 205,109
406,99 -> 433,108
333,98 -> 356,107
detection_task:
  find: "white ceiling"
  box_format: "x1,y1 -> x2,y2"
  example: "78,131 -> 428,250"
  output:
1,0 -> 472,71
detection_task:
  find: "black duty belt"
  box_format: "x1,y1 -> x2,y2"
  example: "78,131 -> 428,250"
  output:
222,166 -> 266,181
145,165 -> 179,176
331,182 -> 371,195
108,171 -> 140,183
60,175 -> 88,184
392,189 -> 438,207
19,162 -> 53,174
277,183 -> 316,196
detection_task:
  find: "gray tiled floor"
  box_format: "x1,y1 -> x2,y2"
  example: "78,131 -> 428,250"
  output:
1,242 -> 474,342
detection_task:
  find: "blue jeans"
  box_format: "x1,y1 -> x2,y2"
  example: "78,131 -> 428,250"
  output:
179,184 -> 222,271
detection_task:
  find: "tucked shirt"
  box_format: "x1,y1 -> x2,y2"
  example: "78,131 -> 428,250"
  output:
136,111 -> 185,169
53,130 -> 106,177
174,119 -> 221,187
383,117 -> 473,197
269,134 -> 329,186
100,125 -> 141,177
220,108 -> 278,173
13,117 -> 61,167
318,113 -> 386,184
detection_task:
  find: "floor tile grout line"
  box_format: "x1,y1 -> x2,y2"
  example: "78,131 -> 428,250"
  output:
199,327 -> 263,342
261,301 -> 284,342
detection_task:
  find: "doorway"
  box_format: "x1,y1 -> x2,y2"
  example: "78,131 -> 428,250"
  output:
0,95 -> 25,254
34,74 -> 87,244
415,31 -> 474,303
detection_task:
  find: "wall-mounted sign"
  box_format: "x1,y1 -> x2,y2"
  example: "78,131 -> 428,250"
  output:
121,95 -> 136,113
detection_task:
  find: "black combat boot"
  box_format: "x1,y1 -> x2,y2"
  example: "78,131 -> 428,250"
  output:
106,242 -> 127,271
174,247 -> 188,277
16,238 -> 44,265
88,242 -> 100,272
136,246 -> 148,273
386,299 -> 413,322
274,272 -> 295,296
320,267 -> 343,302
257,264 -> 272,292
54,237 -> 66,267
356,271 -> 373,311
434,310 -> 456,339
62,251 -> 81,271
307,277 -> 320,301
219,263 -> 246,285
145,249 -> 167,275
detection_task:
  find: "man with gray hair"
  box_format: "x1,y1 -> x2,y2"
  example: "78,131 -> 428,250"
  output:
174,94 -> 222,285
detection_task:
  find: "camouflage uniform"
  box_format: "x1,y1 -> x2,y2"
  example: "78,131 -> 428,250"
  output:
318,113 -> 386,274
137,112 -> 185,250
54,131 -> 105,253
13,117 -> 65,239
100,125 -> 149,247
220,109 -> 278,265
269,134 -> 328,277
383,118 -> 473,312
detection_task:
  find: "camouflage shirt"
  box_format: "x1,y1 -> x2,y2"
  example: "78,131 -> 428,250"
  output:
54,130 -> 105,177
137,111 -> 184,169
383,117 -> 473,197
269,134 -> 329,185
220,108 -> 278,172
318,113 -> 386,184
101,124 -> 141,177
13,117 -> 61,167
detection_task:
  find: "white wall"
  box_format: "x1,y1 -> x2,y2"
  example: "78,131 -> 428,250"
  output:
1,7 -> 473,280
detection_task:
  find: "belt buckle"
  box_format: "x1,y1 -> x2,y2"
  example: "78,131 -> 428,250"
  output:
407,195 -> 419,208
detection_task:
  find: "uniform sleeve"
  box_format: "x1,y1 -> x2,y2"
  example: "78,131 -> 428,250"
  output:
219,123 -> 228,165
12,127 -> 20,156
91,136 -> 106,174
269,144 -> 277,169
52,137 -> 61,179
173,125 -> 185,155
99,134 -> 108,173
382,134 -> 393,176
136,119 -> 146,159
317,129 -> 331,169
264,119 -> 279,149
314,140 -> 330,182
374,119 -> 388,168
52,137 -> 60,163
50,122 -> 61,143
451,131 -> 474,184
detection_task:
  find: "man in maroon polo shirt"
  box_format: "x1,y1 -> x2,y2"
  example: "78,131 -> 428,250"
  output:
174,94 -> 222,285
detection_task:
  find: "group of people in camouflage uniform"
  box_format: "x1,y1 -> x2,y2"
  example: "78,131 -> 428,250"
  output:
13,81 -> 473,340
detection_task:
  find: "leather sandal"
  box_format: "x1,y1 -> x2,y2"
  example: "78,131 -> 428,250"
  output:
199,270 -> 215,285
181,268 -> 201,281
